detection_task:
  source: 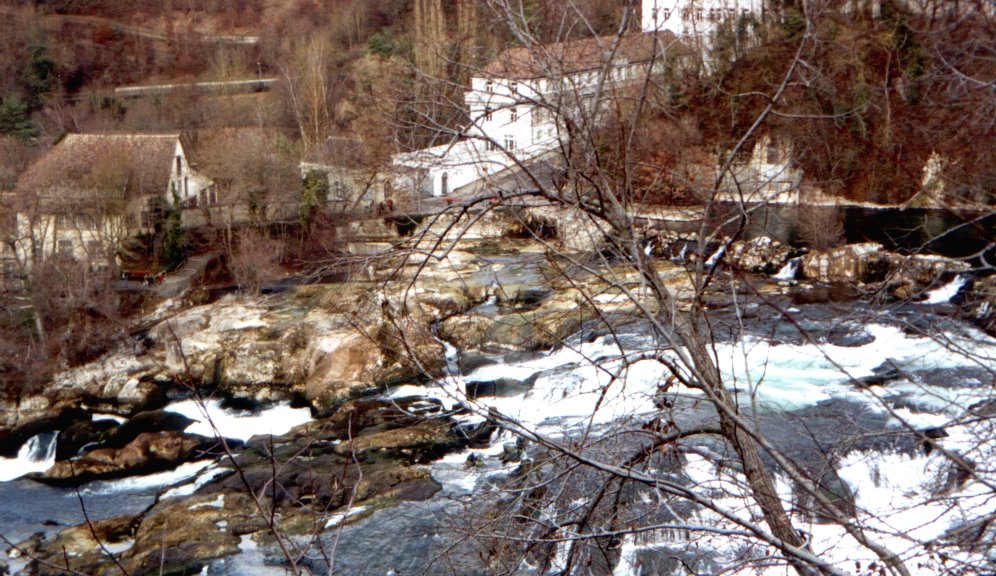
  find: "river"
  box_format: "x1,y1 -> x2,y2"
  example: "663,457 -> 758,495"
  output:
1,257 -> 993,575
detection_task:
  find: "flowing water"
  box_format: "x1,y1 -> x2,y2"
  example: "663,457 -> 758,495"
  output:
2,249 -> 993,574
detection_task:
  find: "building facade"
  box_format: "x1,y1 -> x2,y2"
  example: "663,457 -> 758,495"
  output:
9,133 -> 211,268
393,32 -> 678,198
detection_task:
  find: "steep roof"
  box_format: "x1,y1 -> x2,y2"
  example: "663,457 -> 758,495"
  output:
17,133 -> 180,200
483,31 -> 680,80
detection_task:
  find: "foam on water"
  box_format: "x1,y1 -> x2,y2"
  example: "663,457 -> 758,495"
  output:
0,432 -> 59,482
713,322 -> 996,412
409,323 -> 995,442
80,460 -> 215,495
160,465 -> 232,499
772,257 -> 800,281
164,399 -> 312,441
923,273 -> 970,304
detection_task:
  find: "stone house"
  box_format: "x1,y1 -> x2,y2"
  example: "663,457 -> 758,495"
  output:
9,133 -> 212,267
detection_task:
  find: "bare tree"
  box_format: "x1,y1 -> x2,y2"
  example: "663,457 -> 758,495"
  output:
371,2 -> 995,576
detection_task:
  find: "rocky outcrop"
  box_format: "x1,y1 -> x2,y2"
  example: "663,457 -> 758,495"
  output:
726,236 -> 793,274
38,431 -> 218,486
801,243 -> 889,284
0,402 -> 88,458
801,243 -> 970,295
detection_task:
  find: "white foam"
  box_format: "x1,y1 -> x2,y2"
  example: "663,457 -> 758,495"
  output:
91,413 -> 127,424
80,460 -> 215,495
160,465 -> 231,499
324,505 -> 368,529
164,399 -> 312,441
923,274 -> 970,304
102,540 -> 134,554
773,257 -> 800,281
189,494 -> 225,510
0,432 -> 59,482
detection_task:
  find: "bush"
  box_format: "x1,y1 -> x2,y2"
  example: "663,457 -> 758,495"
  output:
227,229 -> 283,293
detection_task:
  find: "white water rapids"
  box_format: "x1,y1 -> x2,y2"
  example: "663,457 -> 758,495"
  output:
0,432 -> 59,482
392,318 -> 996,576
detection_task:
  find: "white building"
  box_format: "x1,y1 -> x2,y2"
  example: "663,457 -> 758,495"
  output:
642,0 -> 764,39
393,32 -> 678,198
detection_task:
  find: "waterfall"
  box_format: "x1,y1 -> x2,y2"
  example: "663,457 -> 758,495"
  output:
0,431 -> 59,482
924,274 -> 970,304
705,244 -> 726,268
773,257 -> 801,281
435,339 -> 466,410
442,340 -> 460,376
25,431 -> 59,462
674,243 -> 688,262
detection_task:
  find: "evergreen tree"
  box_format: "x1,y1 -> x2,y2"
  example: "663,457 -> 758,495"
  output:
162,188 -> 184,269
300,169 -> 330,230
21,36 -> 56,110
0,96 -> 38,139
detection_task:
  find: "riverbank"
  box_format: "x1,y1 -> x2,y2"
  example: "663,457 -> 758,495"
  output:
1,231 -> 993,575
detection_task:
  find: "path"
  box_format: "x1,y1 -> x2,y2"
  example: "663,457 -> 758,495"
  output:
156,252 -> 221,298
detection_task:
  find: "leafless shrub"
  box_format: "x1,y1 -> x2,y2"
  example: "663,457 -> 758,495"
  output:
797,204 -> 845,250
227,229 -> 284,293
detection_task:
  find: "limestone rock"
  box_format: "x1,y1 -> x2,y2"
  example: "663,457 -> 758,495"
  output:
39,431 -> 216,486
801,243 -> 887,283
726,236 -> 792,274
335,418 -> 462,462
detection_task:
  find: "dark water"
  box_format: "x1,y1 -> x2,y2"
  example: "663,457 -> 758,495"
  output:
0,479 -> 157,545
717,205 -> 994,264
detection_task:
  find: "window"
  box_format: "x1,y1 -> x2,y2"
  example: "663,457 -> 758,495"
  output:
484,107 -> 493,122
441,172 -> 449,195
485,80 -> 494,93
57,239 -> 72,257
510,107 -> 518,122
532,106 -> 544,126
504,135 -> 516,151
175,155 -> 182,176
766,143 -> 781,165
487,140 -> 499,152
510,81 -> 518,95
86,241 -> 101,255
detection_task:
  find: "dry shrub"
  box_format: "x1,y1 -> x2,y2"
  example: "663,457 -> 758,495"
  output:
227,229 -> 284,293
797,204 -> 845,250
